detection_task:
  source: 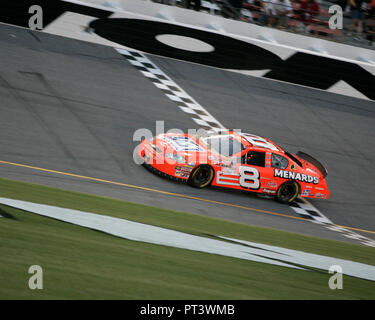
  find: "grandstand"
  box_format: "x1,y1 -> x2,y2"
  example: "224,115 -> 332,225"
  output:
151,0 -> 375,49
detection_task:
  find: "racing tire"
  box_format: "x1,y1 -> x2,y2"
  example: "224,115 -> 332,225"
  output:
188,165 -> 214,188
275,181 -> 299,204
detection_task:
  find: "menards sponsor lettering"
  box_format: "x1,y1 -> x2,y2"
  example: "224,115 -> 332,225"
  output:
274,169 -> 319,184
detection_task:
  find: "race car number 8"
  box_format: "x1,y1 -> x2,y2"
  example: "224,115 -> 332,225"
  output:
239,166 -> 260,189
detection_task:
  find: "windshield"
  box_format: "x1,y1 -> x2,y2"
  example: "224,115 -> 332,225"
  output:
201,135 -> 246,157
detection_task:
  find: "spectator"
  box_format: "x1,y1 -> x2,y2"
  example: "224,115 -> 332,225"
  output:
257,0 -> 292,27
245,0 -> 265,11
334,0 -> 349,12
183,0 -> 201,11
229,0 -> 243,8
299,0 -> 321,23
221,0 -> 243,19
245,0 -> 270,25
272,0 -> 293,28
296,0 -> 320,33
258,0 -> 277,26
364,0 -> 375,43
348,0 -> 366,38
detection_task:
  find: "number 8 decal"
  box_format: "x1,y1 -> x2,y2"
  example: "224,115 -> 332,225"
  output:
239,166 -> 260,189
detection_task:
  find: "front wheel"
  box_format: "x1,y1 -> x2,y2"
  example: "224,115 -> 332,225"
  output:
275,181 -> 299,204
188,165 -> 214,188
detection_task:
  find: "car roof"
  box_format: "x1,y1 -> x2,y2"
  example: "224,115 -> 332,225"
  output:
195,130 -> 286,155
231,131 -> 283,153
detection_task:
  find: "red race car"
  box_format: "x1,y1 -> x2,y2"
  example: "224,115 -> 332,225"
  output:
138,130 -> 330,203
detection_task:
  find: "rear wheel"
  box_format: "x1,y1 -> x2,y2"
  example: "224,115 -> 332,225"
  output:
275,181 -> 299,204
188,165 -> 214,188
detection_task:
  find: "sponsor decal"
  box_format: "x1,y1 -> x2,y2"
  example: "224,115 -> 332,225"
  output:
175,170 -> 189,178
262,188 -> 276,195
175,165 -> 193,176
181,166 -> 193,173
274,169 -> 319,184
163,136 -> 204,152
302,189 -> 310,197
265,181 -> 278,188
315,193 -> 326,199
290,164 -> 296,170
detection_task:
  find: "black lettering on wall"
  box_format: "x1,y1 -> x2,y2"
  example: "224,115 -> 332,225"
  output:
89,18 -> 282,70
88,18 -> 375,100
264,52 -> 375,100
1,1 -> 374,100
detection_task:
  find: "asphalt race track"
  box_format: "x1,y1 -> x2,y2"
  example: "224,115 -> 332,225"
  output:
0,23 -> 374,244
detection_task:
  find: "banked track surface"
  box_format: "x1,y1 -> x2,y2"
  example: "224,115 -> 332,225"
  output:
0,24 -> 374,245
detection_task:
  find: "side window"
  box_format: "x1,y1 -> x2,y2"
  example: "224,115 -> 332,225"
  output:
272,153 -> 289,169
245,151 -> 265,167
205,135 -> 245,157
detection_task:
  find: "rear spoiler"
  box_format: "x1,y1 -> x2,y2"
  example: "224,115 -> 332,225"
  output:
296,151 -> 328,178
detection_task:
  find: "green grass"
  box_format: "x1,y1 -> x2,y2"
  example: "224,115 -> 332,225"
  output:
0,177 -> 374,299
